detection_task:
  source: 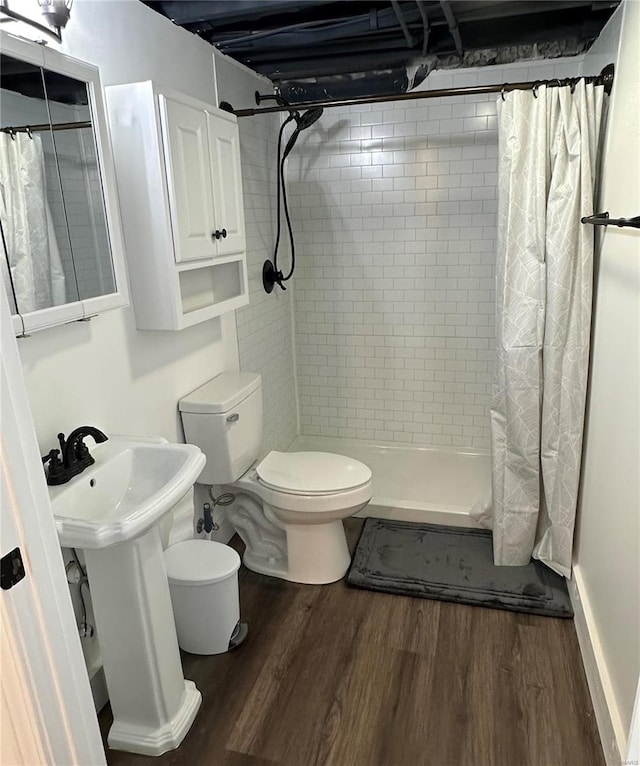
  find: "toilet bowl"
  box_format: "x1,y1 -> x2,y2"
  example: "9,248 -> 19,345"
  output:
228,450 -> 372,583
179,373 -> 373,584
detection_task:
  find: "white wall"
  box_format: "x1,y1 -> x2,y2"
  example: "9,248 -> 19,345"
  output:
17,0 -> 239,452
11,0 -> 298,690
13,0 -> 296,457
12,0 -> 243,690
576,0 -> 640,756
287,57 -> 582,449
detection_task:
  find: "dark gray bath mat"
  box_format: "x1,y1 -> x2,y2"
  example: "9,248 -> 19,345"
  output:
347,518 -> 573,618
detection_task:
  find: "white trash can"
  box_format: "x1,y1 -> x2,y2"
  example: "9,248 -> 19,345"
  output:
164,540 -> 245,655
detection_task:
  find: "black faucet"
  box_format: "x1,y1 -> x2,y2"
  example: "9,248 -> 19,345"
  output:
42,426 -> 108,486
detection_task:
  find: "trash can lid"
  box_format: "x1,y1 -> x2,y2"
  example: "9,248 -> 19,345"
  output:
164,540 -> 240,586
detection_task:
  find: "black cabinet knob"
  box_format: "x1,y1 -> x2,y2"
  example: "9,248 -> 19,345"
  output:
212,229 -> 228,240
221,228 -> 227,238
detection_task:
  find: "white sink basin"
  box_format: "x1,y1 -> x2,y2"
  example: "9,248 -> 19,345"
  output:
49,435 -> 205,549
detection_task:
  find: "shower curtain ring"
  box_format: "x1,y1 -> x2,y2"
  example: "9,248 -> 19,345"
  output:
8,128 -> 16,140
500,84 -> 507,101
532,81 -> 540,98
25,127 -> 33,139
570,80 -> 577,94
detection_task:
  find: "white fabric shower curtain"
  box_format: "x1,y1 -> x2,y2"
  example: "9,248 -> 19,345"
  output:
473,81 -> 604,577
0,133 -> 66,313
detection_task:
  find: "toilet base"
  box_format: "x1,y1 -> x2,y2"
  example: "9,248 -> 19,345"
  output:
285,519 -> 352,584
242,518 -> 351,584
221,470 -> 370,585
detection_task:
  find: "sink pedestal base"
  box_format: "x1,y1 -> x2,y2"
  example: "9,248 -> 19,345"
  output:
107,680 -> 201,756
85,525 -> 201,756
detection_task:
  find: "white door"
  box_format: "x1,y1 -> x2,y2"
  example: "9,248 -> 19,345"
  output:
207,111 -> 246,257
0,288 -> 105,765
160,95 -> 217,263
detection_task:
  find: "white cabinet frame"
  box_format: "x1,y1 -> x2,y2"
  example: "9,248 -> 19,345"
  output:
106,82 -> 248,331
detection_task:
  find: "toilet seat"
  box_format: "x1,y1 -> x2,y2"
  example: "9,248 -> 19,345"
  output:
256,451 -> 372,496
235,463 -> 372,516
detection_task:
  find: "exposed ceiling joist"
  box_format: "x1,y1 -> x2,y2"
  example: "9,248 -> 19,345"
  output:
143,0 -> 619,100
439,0 -> 463,55
391,0 -> 416,48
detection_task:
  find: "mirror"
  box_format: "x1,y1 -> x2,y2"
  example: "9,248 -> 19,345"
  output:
0,35 -> 127,334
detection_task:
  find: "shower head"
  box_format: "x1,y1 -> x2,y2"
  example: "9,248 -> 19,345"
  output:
282,107 -> 324,159
295,107 -> 324,130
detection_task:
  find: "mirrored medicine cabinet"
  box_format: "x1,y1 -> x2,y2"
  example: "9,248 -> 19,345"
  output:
0,32 -> 128,336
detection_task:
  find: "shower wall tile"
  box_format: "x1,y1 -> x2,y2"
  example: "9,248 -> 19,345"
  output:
235,113 -> 298,453
288,58 -> 583,450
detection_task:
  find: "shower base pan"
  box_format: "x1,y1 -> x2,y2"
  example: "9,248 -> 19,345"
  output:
289,435 -> 491,527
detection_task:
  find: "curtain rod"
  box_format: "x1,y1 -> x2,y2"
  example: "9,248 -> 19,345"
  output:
228,65 -> 614,118
0,120 -> 91,136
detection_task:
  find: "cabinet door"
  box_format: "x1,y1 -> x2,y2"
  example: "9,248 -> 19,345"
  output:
207,111 -> 246,257
160,96 -> 216,262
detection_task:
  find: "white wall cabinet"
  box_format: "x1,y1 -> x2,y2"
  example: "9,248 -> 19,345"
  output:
106,82 -> 248,330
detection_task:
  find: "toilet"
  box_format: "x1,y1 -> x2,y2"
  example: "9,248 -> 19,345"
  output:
179,373 -> 372,584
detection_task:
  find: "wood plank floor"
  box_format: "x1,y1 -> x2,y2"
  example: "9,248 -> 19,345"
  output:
99,520 -> 604,766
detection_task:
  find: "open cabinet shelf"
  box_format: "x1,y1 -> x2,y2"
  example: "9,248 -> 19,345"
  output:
176,257 -> 246,329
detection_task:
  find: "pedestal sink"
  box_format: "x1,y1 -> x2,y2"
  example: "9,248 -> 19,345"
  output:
49,435 -> 206,756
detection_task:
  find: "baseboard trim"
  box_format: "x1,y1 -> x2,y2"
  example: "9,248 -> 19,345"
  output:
569,564 -> 625,766
89,664 -> 109,714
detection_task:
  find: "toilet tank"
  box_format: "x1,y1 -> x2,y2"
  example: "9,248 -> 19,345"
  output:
179,373 -> 262,484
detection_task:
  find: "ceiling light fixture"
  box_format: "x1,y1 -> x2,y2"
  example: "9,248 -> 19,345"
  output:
0,0 -> 73,42
37,0 -> 72,35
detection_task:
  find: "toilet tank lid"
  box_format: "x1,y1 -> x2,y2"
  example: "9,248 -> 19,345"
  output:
179,372 -> 261,414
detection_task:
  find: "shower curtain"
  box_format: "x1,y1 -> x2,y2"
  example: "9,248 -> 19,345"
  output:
473,81 -> 605,577
0,133 -> 66,313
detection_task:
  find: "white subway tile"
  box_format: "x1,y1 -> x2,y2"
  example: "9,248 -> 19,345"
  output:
285,87 -> 497,449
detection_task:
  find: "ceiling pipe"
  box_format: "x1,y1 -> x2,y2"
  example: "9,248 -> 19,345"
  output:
214,4 -> 425,50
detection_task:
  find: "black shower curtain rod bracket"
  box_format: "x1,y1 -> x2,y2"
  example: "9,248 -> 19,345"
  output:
581,212 -> 640,230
